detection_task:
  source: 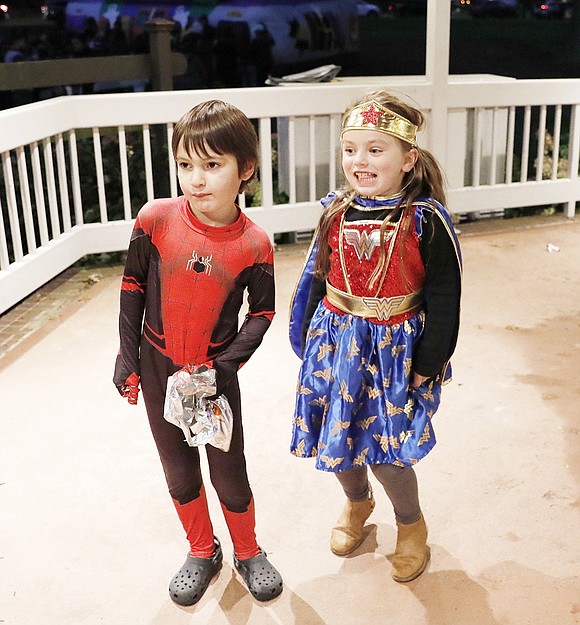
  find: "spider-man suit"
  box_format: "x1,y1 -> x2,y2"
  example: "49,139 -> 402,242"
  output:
113,195 -> 275,512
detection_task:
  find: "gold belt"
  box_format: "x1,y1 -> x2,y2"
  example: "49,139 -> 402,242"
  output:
326,282 -> 422,321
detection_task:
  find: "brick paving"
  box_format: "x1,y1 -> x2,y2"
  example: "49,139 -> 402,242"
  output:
0,264 -> 122,364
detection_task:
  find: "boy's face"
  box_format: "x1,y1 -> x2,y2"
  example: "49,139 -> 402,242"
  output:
175,140 -> 254,227
341,129 -> 417,198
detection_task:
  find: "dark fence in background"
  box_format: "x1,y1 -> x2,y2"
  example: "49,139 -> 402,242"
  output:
0,19 -> 186,94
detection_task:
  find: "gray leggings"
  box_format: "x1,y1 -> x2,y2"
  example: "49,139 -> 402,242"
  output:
335,464 -> 421,525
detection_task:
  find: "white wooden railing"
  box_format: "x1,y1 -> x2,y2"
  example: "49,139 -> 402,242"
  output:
1,75 -> 579,314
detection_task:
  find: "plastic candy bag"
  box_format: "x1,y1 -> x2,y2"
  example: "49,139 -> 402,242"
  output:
163,365 -> 233,452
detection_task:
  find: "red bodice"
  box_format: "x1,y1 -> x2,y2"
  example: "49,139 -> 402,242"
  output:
325,211 -> 425,324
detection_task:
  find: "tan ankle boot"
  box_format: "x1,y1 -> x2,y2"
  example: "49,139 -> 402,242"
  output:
330,485 -> 375,556
391,513 -> 430,582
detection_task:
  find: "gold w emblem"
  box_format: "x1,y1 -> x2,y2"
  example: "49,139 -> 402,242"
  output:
353,448 -> 369,466
366,363 -> 379,376
339,380 -> 354,402
418,423 -> 431,445
314,368 -> 334,382
297,383 -> 313,395
399,430 -> 412,443
357,415 -> 378,430
339,318 -> 351,331
310,396 -> 330,421
378,328 -> 392,348
365,386 -> 383,399
309,395 -> 327,407
391,344 -> 406,358
317,343 -> 335,361
386,399 -> 404,416
292,440 -> 306,456
373,434 -> 390,452
343,228 -> 389,261
330,420 -> 351,436
346,336 -> 360,360
389,435 -> 401,449
320,455 -> 344,469
293,416 -> 310,433
420,383 -> 435,401
363,295 -> 406,321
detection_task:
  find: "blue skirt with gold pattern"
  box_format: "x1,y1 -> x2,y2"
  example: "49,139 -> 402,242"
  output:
291,302 -> 444,471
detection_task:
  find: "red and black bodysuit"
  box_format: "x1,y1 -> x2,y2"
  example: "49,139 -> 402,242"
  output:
114,195 -> 275,513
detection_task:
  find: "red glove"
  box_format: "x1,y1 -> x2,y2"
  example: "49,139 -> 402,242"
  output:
121,372 -> 140,405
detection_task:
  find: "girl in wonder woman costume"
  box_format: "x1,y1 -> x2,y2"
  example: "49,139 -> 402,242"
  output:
114,100 -> 282,606
289,90 -> 462,582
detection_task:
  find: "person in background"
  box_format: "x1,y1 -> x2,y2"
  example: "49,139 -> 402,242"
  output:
249,23 -> 275,86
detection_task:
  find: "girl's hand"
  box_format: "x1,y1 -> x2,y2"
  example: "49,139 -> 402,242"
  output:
411,372 -> 429,388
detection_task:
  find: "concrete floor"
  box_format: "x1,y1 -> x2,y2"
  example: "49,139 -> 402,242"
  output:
1,218 -> 579,625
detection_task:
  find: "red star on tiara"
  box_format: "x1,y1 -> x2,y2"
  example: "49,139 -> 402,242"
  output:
360,104 -> 383,126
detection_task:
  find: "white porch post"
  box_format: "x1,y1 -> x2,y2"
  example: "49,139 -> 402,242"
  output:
424,0 -> 451,170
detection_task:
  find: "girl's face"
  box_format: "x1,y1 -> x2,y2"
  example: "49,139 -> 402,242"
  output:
341,129 -> 417,198
175,139 -> 254,227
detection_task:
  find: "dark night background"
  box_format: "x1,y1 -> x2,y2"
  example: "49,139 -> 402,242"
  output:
1,3 -> 578,102
354,12 -> 580,80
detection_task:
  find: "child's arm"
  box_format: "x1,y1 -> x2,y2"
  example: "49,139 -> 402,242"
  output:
113,221 -> 151,402
413,209 -> 461,381
212,259 -> 275,393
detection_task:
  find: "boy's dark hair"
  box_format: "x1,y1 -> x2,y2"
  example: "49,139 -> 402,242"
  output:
172,100 -> 259,191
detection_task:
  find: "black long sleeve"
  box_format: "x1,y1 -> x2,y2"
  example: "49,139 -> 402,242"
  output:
212,261 -> 275,391
113,226 -> 151,389
413,211 -> 461,377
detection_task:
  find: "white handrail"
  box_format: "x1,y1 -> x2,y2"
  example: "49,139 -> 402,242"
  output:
1,77 -> 579,314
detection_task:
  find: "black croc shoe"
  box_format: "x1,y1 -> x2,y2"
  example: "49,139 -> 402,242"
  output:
234,548 -> 283,602
169,537 -> 223,606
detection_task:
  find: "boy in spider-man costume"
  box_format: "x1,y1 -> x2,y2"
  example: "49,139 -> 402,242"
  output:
113,100 -> 282,606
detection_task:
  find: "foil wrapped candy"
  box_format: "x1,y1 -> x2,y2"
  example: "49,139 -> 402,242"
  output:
163,365 -> 233,452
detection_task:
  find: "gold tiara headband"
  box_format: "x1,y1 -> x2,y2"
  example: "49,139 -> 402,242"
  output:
341,100 -> 417,147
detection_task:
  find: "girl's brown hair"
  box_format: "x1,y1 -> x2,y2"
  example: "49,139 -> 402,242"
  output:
314,90 -> 447,290
172,99 -> 259,191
